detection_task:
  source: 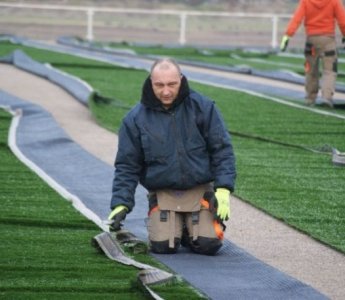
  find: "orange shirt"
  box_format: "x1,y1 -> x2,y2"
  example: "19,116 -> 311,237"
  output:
285,0 -> 345,37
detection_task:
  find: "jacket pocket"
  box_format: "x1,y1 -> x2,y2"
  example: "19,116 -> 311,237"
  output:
141,129 -> 168,164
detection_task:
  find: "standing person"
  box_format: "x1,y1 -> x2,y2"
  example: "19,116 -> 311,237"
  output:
108,58 -> 236,255
280,0 -> 345,108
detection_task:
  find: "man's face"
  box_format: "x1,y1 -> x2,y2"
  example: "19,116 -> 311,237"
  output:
151,65 -> 182,109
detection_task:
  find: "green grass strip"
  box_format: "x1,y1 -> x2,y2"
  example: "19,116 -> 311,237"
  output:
0,109 -> 205,299
0,110 -> 144,299
193,83 -> 345,253
104,41 -> 345,81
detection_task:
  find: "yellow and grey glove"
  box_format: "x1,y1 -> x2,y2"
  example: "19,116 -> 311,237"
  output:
108,205 -> 128,231
280,35 -> 290,52
215,188 -> 231,221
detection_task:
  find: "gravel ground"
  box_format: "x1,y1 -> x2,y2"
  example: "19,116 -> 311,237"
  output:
1,63 -> 344,299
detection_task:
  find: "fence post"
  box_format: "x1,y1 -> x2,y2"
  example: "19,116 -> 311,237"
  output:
86,8 -> 94,41
179,12 -> 187,45
271,15 -> 278,49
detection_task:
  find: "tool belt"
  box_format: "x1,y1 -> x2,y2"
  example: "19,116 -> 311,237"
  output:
305,41 -> 336,57
148,184 -> 225,248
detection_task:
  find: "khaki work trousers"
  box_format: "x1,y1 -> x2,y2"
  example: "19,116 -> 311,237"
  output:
147,207 -> 219,244
304,35 -> 337,102
146,185 -> 224,255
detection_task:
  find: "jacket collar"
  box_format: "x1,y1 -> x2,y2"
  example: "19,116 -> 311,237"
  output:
141,75 -> 190,111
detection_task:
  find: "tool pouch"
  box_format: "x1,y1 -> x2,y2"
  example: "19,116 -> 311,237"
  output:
200,191 -> 226,240
304,42 -> 314,56
148,184 -> 212,248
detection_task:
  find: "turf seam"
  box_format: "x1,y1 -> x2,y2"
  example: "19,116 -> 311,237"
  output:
229,130 -> 333,155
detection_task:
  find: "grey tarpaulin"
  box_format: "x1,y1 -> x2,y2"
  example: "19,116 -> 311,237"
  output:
91,231 -> 174,300
0,49 -> 92,106
21,38 -> 307,101
58,35 -> 345,94
3,37 -> 302,100
3,35 -> 345,104
0,88 -> 327,299
55,35 -> 345,94
17,37 -> 345,106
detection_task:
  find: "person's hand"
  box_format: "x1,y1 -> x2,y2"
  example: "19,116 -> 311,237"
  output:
108,205 -> 128,231
215,188 -> 230,221
280,35 -> 290,52
342,37 -> 345,47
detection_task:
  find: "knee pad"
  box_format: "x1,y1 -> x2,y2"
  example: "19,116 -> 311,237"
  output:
150,238 -> 181,254
190,236 -> 222,256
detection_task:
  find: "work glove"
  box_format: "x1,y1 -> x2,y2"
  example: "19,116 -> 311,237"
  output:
215,188 -> 231,221
280,35 -> 289,52
108,205 -> 128,231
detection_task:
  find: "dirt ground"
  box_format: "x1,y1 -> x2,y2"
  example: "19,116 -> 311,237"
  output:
1,63 -> 344,299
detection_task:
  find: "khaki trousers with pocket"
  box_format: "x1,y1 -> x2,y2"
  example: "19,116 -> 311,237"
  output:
304,35 -> 337,102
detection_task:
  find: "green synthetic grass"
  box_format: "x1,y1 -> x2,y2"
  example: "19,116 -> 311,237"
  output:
0,110 -> 143,299
190,85 -> 345,252
105,41 -> 345,79
194,84 -> 345,149
0,40 -> 344,254
0,109 -> 205,299
197,85 -> 345,252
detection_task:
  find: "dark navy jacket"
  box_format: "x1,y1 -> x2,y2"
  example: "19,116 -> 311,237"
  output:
110,75 -> 236,211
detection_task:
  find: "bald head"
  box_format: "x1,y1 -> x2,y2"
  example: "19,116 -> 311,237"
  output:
150,58 -> 181,76
150,58 -> 182,109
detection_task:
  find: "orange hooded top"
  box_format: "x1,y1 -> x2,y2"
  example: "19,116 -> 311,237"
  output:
285,0 -> 345,37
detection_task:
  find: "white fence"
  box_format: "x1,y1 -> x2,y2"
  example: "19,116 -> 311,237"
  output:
0,2 -> 307,49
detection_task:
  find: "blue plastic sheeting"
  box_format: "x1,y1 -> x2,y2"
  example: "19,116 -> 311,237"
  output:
0,49 -> 92,106
0,89 -> 328,300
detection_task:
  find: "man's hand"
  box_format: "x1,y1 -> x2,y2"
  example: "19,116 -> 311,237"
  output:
215,188 -> 230,221
108,205 -> 128,231
280,35 -> 290,52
